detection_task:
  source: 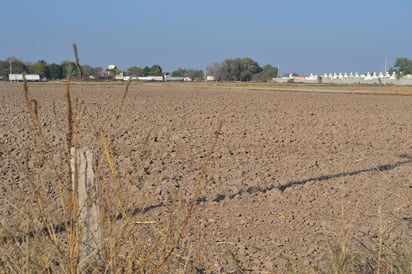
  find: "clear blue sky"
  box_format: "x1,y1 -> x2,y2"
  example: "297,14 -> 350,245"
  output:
2,0 -> 410,75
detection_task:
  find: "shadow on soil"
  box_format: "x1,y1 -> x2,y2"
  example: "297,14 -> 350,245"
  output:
277,154 -> 412,192
210,154 -> 412,203
1,203 -> 165,244
4,155 -> 412,243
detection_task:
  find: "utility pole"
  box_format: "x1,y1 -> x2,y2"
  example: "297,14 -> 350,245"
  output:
9,60 -> 13,81
277,63 -> 280,79
204,66 -> 207,83
276,63 -> 280,85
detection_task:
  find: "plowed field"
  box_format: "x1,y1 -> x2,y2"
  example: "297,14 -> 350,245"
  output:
1,82 -> 411,272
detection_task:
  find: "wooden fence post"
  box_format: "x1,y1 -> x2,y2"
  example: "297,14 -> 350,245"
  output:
71,146 -> 101,271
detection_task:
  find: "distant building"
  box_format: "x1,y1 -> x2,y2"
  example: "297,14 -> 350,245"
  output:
272,71 -> 412,85
9,74 -> 40,82
115,72 -> 124,81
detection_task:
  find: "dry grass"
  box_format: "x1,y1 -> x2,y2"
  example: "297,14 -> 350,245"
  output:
321,178 -> 412,274
158,81 -> 412,95
0,45 -> 220,273
54,78 -> 412,96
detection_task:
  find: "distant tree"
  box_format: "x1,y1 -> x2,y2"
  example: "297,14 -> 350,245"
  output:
45,63 -> 63,80
219,57 -> 262,81
0,61 -> 10,80
171,68 -> 186,77
252,64 -> 278,82
240,57 -> 262,75
240,71 -> 253,82
61,61 -> 78,79
127,66 -> 143,76
219,58 -> 239,81
6,57 -> 28,74
206,62 -> 222,80
171,68 -> 204,80
185,69 -> 204,81
392,57 -> 412,75
28,60 -> 47,78
81,65 -> 101,78
142,66 -> 151,76
150,64 -> 163,76
230,59 -> 242,81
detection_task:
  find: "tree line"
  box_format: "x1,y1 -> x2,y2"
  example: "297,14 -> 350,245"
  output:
0,58 -> 102,81
0,58 -> 170,81
206,58 -> 278,82
0,56 -> 279,82
1,56 -> 410,82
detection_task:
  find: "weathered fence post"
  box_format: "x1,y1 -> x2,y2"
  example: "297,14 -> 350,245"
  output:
71,146 -> 101,271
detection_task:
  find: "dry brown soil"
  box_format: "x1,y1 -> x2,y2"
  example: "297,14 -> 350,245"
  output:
1,82 -> 412,273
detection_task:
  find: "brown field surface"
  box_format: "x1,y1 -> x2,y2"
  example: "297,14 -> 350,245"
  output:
1,82 -> 412,273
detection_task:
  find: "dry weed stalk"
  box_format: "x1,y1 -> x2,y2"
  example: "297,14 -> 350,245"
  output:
322,168 -> 412,274
154,122 -> 222,272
